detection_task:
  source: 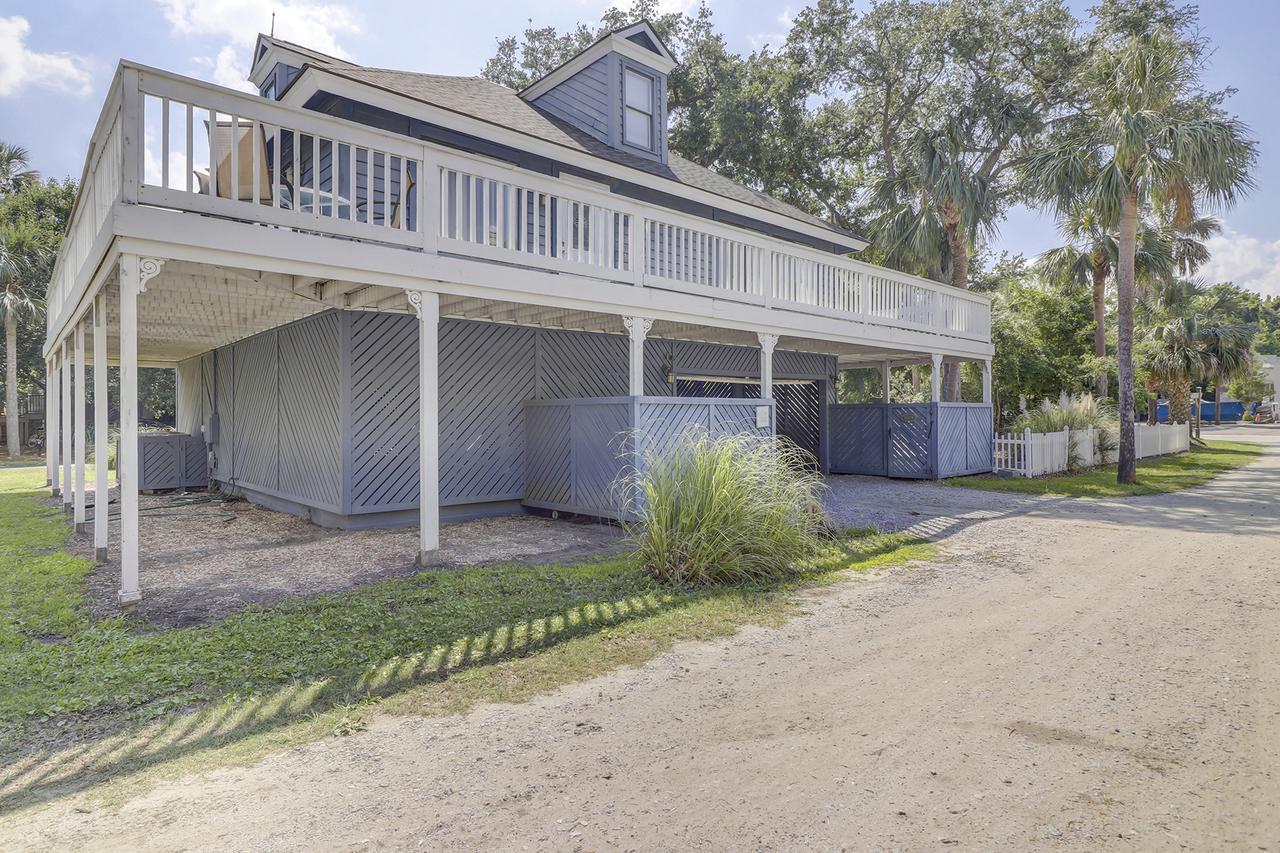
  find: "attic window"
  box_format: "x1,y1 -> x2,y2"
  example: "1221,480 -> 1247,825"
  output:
623,68 -> 655,150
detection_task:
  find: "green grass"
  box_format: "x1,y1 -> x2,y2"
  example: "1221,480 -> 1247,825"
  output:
948,439 -> 1263,498
0,461 -> 932,815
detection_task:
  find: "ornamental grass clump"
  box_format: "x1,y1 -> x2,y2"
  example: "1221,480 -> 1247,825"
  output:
1015,392 -> 1119,470
623,432 -> 828,586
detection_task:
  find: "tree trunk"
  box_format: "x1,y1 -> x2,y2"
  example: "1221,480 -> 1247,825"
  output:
1213,381 -> 1222,425
1091,257 -> 1109,399
1115,189 -> 1139,484
5,315 -> 18,459
1167,374 -> 1192,425
943,214 -> 968,402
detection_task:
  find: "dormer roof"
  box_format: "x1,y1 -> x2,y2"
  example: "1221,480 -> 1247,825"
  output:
248,33 -> 355,89
518,21 -> 676,102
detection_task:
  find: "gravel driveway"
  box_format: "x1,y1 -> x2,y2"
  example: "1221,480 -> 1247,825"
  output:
9,425 -> 1279,851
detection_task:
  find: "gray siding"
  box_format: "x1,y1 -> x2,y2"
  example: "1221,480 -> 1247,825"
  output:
532,55 -> 612,145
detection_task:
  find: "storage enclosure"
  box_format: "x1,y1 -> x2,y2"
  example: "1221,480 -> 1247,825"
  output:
828,402 -> 993,480
175,310 -> 835,527
522,396 -> 775,520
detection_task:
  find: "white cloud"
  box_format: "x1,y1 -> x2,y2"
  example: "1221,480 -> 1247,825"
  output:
749,7 -> 794,51
0,16 -> 92,98
1200,227 -> 1280,298
154,0 -> 361,90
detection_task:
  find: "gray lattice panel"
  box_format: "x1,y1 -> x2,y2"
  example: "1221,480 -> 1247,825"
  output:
935,403 -> 994,477
231,331 -> 280,493
523,404 -> 572,507
139,434 -> 180,490
887,404 -> 933,479
439,320 -> 537,503
278,313 -> 343,510
538,329 -> 628,399
774,382 -> 821,459
182,432 -> 209,487
213,347 -> 234,480
643,338 -> 675,395
828,404 -> 888,475
571,401 -> 631,515
349,312 -> 420,511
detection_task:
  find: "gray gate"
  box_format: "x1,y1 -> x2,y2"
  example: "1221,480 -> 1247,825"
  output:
887,404 -> 934,478
828,405 -> 887,475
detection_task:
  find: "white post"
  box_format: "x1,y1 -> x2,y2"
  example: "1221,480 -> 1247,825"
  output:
74,319 -> 87,532
880,361 -> 892,404
118,255 -> 141,605
981,359 -> 992,404
61,337 -> 72,512
48,354 -> 60,497
623,316 -> 652,396
930,353 -> 943,403
409,290 -> 440,566
93,293 -> 109,564
1024,426 -> 1033,476
758,333 -> 779,401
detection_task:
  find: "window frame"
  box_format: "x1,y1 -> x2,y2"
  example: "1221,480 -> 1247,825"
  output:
620,65 -> 658,154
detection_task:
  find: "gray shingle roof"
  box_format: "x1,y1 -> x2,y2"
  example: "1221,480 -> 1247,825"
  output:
307,64 -> 860,246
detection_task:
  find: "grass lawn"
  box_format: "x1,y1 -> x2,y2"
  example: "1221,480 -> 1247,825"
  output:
0,461 -> 932,814
948,439 -> 1263,498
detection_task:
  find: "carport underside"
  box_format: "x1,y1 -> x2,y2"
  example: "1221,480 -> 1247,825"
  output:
46,255 -> 991,606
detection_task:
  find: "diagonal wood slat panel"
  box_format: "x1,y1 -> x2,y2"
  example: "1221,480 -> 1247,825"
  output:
887,404 -> 932,478
232,331 -> 280,493
350,312 -> 420,511
828,404 -> 887,475
278,313 -> 342,509
439,320 -> 537,502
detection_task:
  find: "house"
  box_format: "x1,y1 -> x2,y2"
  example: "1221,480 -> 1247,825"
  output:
42,22 -> 994,605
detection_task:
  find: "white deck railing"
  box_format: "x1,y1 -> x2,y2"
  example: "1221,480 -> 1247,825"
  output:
994,423 -> 1189,478
47,64 -> 991,347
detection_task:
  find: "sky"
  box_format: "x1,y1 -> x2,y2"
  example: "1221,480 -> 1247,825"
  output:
1,0 -> 1277,295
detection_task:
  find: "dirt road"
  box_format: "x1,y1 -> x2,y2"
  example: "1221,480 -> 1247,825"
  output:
10,426 -> 1280,851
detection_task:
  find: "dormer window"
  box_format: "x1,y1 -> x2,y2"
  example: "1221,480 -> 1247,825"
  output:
520,20 -> 675,165
623,68 -> 655,151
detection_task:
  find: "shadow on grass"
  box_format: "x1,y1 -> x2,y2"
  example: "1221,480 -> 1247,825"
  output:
0,572 -> 703,815
0,529 -> 922,818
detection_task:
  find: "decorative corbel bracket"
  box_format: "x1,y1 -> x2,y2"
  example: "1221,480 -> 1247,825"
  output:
136,257 -> 167,293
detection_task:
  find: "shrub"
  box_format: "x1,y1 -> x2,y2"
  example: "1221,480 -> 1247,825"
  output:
1014,392 -> 1119,470
623,432 -> 828,586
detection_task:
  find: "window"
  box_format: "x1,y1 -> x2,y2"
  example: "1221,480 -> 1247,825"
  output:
623,68 -> 655,150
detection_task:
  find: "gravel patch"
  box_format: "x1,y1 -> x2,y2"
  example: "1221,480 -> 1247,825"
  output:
69,489 -> 625,628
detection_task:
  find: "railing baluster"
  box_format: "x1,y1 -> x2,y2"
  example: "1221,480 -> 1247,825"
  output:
184,102 -> 193,193
251,120 -> 261,206
161,97 -> 170,189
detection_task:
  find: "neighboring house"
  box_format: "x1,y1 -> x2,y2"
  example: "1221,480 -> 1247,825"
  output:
42,22 -> 994,604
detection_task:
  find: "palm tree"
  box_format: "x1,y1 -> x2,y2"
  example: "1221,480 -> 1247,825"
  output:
1021,28 -> 1256,483
0,224 -> 46,458
1139,278 -> 1253,433
1201,324 -> 1252,426
872,120 -> 997,400
0,143 -> 38,198
1035,209 -> 1173,398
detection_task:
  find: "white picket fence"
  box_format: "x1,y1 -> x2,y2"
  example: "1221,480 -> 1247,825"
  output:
993,423 -> 1189,477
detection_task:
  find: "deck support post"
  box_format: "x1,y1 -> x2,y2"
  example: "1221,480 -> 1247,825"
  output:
758,333 -> 778,401
61,338 -> 72,512
880,361 -> 892,404
930,353 -> 943,403
409,290 -> 441,566
623,316 -> 652,396
48,353 -> 60,497
981,359 -> 992,405
118,255 -> 142,605
93,292 -> 109,564
74,318 -> 87,532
